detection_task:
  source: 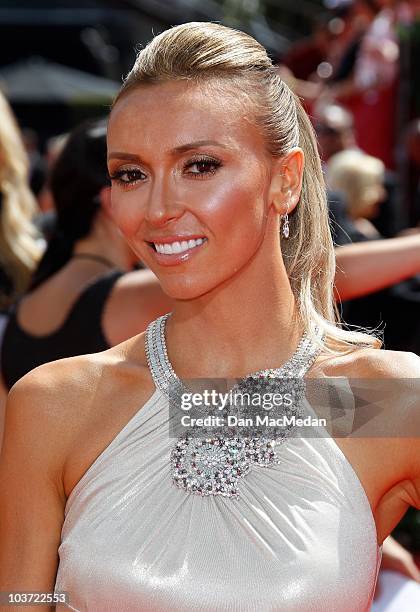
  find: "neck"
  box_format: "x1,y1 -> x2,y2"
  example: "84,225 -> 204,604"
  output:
166,227 -> 303,379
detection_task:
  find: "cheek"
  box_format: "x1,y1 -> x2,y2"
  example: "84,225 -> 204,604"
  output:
110,188 -> 145,240
197,172 -> 268,237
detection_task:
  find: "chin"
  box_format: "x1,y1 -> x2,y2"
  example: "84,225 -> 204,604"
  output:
159,278 -> 212,301
158,266 -> 238,301
154,254 -> 255,301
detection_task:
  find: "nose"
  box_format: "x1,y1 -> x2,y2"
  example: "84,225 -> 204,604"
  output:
144,174 -> 184,226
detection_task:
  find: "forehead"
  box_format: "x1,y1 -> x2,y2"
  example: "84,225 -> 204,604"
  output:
107,80 -> 266,155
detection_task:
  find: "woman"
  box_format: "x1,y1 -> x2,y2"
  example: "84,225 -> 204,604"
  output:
1,23 -> 419,611
0,90 -> 44,311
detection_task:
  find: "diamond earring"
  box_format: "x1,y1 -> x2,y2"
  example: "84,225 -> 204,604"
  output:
281,203 -> 290,239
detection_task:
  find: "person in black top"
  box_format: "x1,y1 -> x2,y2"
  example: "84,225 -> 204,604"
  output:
0,119 -> 171,396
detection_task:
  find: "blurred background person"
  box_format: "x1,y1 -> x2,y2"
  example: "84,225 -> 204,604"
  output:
327,148 -> 387,238
36,132 -> 69,216
21,127 -> 48,199
0,90 -> 44,312
0,119 -> 171,407
315,102 -> 400,238
315,103 -> 359,163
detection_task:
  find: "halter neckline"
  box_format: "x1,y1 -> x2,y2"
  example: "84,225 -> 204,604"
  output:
145,313 -> 324,397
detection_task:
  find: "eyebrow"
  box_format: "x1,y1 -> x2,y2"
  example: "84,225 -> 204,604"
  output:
107,140 -> 228,162
107,152 -> 141,162
172,140 -> 228,154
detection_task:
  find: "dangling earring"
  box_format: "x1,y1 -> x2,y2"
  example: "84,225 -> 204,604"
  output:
281,202 -> 290,239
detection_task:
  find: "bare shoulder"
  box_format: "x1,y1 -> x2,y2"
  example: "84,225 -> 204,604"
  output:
346,346 -> 420,378
311,344 -> 420,435
346,346 -> 420,413
4,332 -> 153,481
5,353 -> 102,455
314,343 -> 420,379
0,338 -> 154,590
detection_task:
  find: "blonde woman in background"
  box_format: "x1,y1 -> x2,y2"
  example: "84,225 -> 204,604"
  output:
0,90 -> 44,310
327,148 -> 387,239
1,23 -> 420,612
0,90 -> 44,445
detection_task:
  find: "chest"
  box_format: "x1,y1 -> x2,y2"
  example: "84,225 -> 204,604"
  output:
56,432 -> 381,611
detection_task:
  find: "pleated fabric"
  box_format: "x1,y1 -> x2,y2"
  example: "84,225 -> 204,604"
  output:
55,388 -> 381,611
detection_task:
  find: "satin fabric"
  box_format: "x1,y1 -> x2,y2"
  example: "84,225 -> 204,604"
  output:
55,388 -> 382,611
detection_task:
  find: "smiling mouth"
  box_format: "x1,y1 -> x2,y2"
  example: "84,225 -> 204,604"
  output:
148,237 -> 207,255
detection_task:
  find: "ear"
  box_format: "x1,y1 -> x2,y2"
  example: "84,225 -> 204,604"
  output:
268,147 -> 304,216
98,186 -> 113,219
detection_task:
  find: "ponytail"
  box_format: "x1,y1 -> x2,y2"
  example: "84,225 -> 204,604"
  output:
282,97 -> 381,350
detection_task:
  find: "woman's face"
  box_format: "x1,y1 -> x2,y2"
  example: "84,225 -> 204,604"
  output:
358,177 -> 386,219
107,80 -> 284,300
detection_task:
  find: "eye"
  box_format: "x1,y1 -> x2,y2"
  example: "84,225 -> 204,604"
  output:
109,167 -> 147,186
184,156 -> 222,178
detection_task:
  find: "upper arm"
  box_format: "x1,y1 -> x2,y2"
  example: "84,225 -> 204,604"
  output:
364,350 -> 420,511
104,269 -> 173,345
0,370 -> 68,601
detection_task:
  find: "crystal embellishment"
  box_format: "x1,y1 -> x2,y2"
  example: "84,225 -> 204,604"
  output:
171,436 -> 257,497
145,314 -> 324,497
171,435 -> 280,497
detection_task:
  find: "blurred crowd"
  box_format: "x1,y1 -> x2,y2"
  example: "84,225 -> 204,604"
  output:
0,1 -> 419,604
279,0 -> 419,169
278,0 -> 420,359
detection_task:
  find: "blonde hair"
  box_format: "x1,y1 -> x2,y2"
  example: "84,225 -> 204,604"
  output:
327,149 -> 385,217
114,22 -> 381,352
0,90 -> 43,308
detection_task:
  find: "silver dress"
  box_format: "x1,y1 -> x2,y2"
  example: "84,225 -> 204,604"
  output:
55,315 -> 382,611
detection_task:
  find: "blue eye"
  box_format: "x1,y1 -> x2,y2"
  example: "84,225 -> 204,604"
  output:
109,168 -> 146,185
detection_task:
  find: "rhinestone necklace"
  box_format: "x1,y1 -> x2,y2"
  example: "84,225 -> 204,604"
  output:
145,313 -> 324,497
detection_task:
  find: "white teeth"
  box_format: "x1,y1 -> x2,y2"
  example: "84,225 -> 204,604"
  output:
153,238 -> 206,255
